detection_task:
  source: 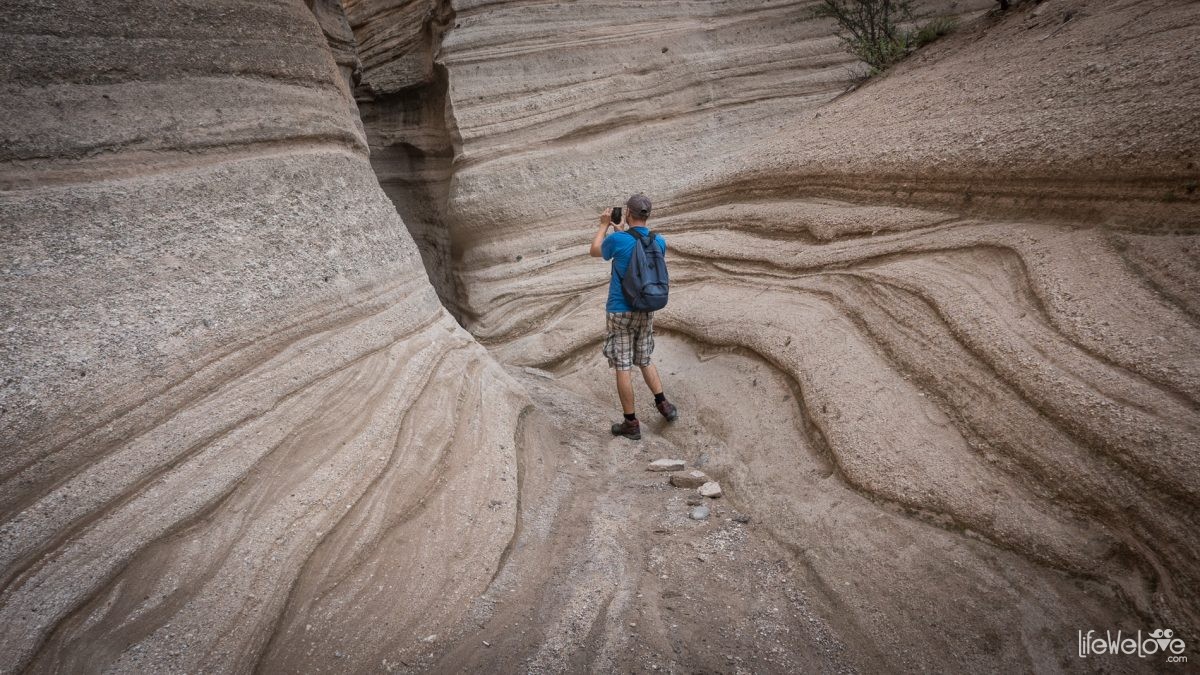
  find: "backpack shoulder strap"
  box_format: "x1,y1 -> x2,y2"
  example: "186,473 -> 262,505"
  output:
628,228 -> 656,246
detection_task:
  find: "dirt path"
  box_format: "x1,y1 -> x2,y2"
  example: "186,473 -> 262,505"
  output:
425,335 -> 1150,673
434,359 -> 860,674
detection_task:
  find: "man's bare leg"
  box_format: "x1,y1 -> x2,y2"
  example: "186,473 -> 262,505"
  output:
640,362 -> 678,421
638,363 -> 664,396
615,369 -> 636,414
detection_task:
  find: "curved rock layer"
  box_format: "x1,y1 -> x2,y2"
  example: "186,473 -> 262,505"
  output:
423,0 -> 1200,665
2,0 -> 1199,672
1,1 -> 523,672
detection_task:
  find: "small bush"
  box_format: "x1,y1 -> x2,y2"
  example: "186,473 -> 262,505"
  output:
907,16 -> 957,50
815,0 -> 957,75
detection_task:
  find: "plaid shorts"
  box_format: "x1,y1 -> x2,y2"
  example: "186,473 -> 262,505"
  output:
603,311 -> 655,370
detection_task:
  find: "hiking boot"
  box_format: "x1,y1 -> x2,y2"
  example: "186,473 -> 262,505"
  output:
656,398 -> 679,421
611,418 -> 641,440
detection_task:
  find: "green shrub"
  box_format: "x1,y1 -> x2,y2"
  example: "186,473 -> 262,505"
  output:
814,0 -> 957,75
908,16 -> 958,50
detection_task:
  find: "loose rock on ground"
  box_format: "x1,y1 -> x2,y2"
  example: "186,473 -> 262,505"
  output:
648,458 -> 686,472
670,470 -> 709,488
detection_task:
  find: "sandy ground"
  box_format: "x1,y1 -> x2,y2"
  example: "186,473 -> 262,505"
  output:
425,337 -> 1153,673
2,0 -> 1199,672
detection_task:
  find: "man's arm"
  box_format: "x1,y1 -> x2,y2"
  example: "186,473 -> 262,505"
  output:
589,207 -> 613,258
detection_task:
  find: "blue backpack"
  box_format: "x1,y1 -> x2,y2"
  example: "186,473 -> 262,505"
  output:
620,229 -> 669,311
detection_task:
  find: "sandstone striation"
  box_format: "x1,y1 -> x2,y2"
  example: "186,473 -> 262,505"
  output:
3,0 -> 1199,672
423,0 -> 1200,668
0,1 -> 522,672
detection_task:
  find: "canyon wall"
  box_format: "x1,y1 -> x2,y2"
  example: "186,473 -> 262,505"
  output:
0,1 -> 525,672
419,0 -> 1200,665
2,0 -> 1199,671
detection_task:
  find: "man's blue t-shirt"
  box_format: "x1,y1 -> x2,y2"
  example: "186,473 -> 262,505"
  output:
601,226 -> 667,312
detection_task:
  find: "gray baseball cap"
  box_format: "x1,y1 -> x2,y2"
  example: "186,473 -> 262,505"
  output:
626,193 -> 652,219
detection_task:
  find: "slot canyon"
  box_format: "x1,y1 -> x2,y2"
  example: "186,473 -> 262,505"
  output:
1,0 -> 1198,672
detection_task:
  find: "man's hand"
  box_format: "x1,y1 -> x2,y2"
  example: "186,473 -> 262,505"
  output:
590,208 -> 611,257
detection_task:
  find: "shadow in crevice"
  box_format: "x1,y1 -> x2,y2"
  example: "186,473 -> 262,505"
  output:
356,60 -> 466,324
315,0 -> 467,325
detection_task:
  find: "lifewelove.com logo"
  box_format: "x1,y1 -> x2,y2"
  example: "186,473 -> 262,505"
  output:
1078,629 -> 1188,663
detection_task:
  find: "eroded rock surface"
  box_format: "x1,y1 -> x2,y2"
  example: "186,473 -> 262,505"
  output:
2,0 -> 1199,672
423,0 -> 1200,669
1,1 -> 522,672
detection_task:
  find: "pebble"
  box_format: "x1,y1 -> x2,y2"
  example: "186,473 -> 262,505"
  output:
699,481 -> 723,498
522,366 -> 555,380
685,495 -> 704,506
648,458 -> 685,472
669,469 -> 709,488
690,505 -> 710,520
732,512 -> 751,524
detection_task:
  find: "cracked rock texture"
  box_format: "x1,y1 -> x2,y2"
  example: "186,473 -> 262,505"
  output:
2,0 -> 1199,672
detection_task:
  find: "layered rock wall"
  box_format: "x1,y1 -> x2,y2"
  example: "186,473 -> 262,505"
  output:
0,1 -> 523,671
424,0 -> 1200,654
2,0 -> 1199,671
345,0 -> 465,316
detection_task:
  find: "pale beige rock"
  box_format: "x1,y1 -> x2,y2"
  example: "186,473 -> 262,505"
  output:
698,482 -> 723,499
0,3 -> 523,674
648,459 -> 686,472
419,0 -> 1200,667
3,0 -> 1199,672
670,470 -> 709,489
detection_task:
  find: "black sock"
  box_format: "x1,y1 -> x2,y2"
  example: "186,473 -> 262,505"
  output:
654,392 -> 666,404
624,412 -> 636,421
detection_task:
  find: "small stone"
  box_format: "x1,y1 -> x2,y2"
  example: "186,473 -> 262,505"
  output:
522,366 -> 555,380
685,495 -> 704,506
420,634 -> 437,643
732,512 -> 751,524
648,458 -> 685,472
698,481 -> 723,498
690,505 -> 710,520
482,640 -> 491,647
669,470 -> 708,488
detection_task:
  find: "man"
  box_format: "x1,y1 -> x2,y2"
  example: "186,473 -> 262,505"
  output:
588,193 -> 679,440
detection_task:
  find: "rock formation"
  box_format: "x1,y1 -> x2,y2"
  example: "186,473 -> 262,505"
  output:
0,2 -> 522,672
2,0 -> 1198,671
